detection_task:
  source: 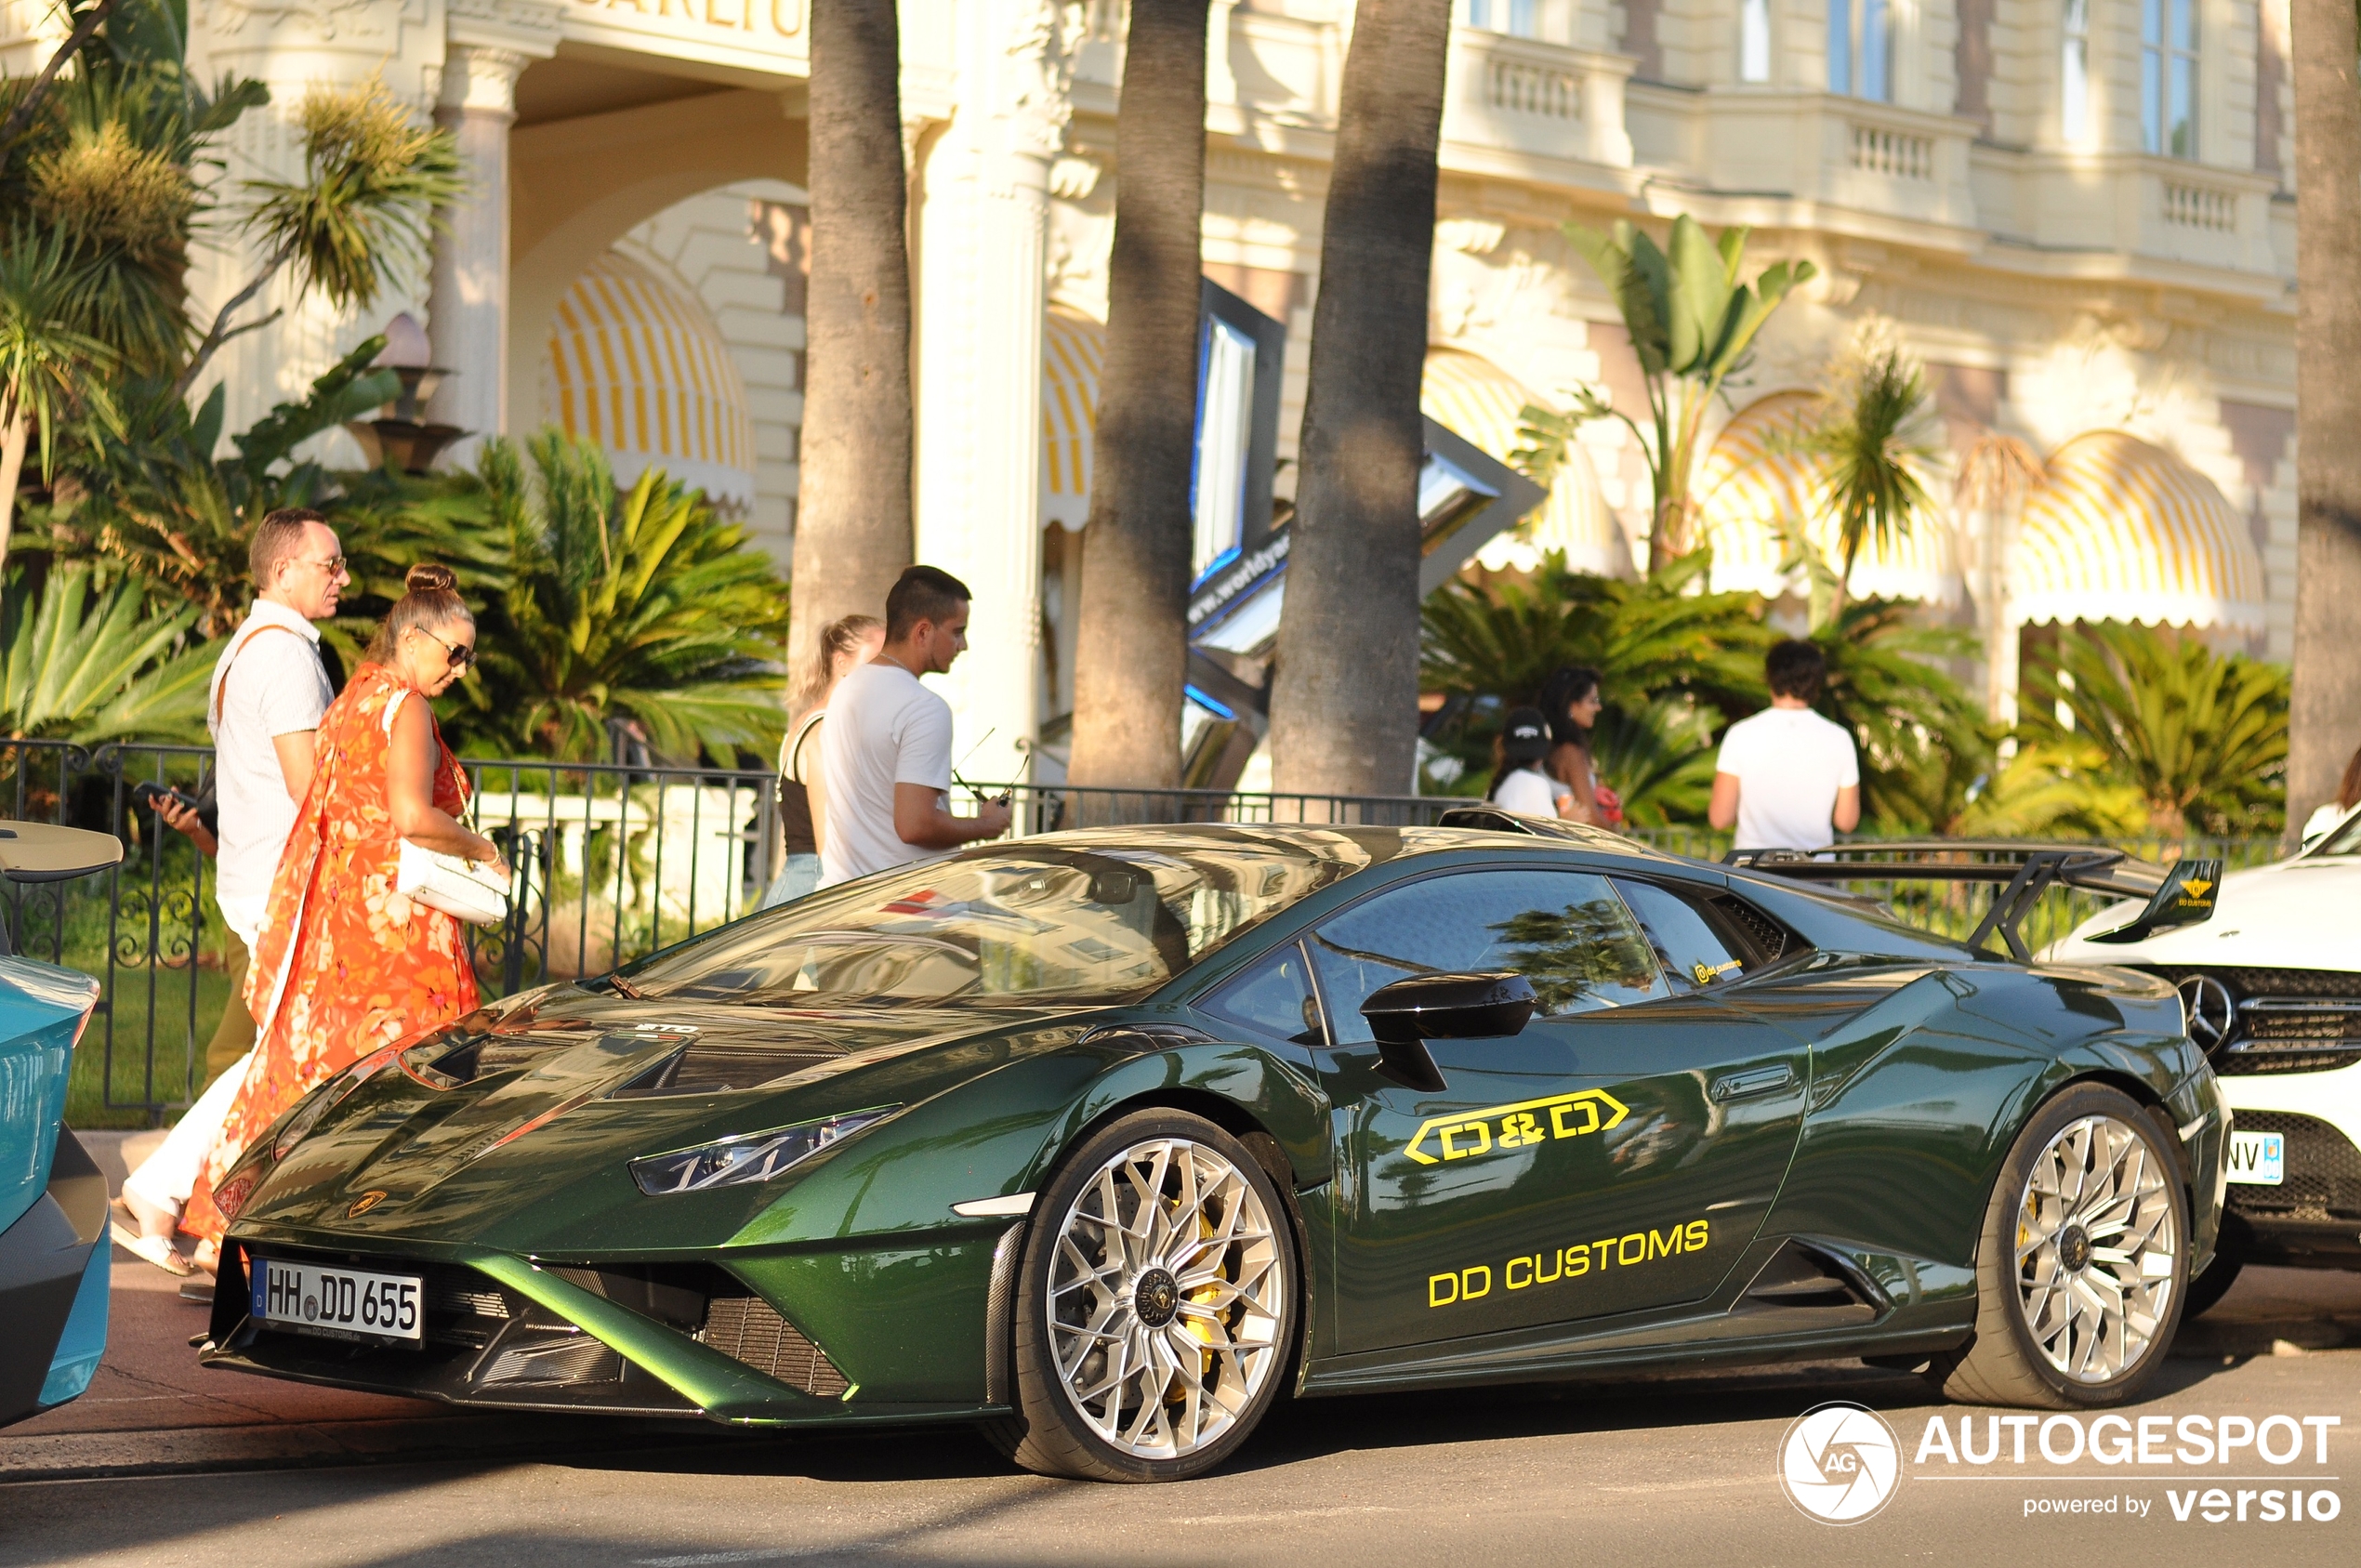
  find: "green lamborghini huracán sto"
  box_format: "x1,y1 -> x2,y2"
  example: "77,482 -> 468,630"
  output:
202,817 -> 2230,1481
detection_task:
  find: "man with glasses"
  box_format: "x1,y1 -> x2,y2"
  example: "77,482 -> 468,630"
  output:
116,507 -> 344,1273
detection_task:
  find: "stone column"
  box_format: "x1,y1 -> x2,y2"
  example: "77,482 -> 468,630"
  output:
427,45 -> 532,462
913,1 -> 1077,787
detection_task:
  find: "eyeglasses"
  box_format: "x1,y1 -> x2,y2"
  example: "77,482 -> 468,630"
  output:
296,555 -> 350,579
413,626 -> 476,671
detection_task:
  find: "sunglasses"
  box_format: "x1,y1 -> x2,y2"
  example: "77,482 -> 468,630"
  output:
415,626 -> 477,671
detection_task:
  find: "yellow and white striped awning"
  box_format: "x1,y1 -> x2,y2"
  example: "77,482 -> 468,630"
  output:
541,252 -> 756,508
2011,430 -> 2266,632
1420,349 -> 1624,575
1041,306 -> 1104,532
1697,391 -> 1959,604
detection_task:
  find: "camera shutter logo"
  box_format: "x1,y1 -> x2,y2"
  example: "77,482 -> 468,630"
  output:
1778,1402 -> 1901,1524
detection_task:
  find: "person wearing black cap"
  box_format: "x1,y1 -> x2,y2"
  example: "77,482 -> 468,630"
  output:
1488,706 -> 1576,817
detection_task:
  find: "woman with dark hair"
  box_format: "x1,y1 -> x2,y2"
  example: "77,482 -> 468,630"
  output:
1535,665 -> 1619,827
182,564 -> 501,1252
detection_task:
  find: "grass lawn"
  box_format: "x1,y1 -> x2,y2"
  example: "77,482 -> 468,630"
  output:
66,962 -> 231,1130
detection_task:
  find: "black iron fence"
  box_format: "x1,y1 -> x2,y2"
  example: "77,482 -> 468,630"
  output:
0,739 -> 2286,1127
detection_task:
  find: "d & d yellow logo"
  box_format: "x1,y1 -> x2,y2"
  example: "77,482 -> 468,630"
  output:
1404,1087 -> 1629,1166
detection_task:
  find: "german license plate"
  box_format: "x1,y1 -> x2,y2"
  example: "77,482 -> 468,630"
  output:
250,1257 -> 422,1343
2226,1129 -> 2285,1186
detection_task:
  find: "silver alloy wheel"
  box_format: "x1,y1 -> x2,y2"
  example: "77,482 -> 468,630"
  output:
1046,1136 -> 1286,1460
2012,1113 -> 2179,1382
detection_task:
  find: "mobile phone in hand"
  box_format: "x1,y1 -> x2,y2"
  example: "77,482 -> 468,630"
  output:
131,781 -> 202,814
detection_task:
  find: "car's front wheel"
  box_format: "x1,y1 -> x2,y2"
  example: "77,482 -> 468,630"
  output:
1929,1083 -> 2188,1408
989,1109 -> 1299,1482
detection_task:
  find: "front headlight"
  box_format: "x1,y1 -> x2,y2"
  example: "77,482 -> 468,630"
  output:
628,1106 -> 900,1196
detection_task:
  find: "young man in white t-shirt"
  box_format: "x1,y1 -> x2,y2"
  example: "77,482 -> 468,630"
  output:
1708,639 -> 1862,851
817,566 -> 1013,888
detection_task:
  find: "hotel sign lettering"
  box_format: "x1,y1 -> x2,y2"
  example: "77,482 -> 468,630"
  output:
566,0 -> 810,71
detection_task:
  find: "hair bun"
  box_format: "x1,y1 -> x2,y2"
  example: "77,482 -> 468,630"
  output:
405,562 -> 457,594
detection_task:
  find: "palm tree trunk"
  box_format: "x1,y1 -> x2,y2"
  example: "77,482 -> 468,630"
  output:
0,404 -> 27,574
2290,0 -> 2361,834
1267,0 -> 1451,798
1067,0 -> 1210,789
790,0 -> 916,705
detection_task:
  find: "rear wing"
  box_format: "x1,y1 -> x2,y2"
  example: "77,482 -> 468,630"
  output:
1725,840 -> 2220,963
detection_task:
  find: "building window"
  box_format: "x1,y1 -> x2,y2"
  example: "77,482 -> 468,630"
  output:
2143,0 -> 2198,156
1466,0 -> 1539,36
1829,0 -> 1893,101
1741,0 -> 1773,82
2062,0 -> 2091,143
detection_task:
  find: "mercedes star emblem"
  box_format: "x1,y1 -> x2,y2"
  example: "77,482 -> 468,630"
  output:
2177,974 -> 2236,1054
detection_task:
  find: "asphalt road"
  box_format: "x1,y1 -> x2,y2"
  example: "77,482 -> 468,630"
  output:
5,1263 -> 2357,1568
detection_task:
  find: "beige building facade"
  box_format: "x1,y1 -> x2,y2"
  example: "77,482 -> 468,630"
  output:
1,0 -> 2294,777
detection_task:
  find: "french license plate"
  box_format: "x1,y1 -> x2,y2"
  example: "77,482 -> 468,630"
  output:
2225,1129 -> 2285,1186
250,1257 -> 423,1343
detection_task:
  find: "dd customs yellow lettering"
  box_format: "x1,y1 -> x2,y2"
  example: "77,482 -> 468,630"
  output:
1646,1225 -> 1684,1259
1460,1265 -> 1492,1301
1429,1272 -> 1459,1308
1685,1219 -> 1709,1249
1563,1244 -> 1589,1276
1535,1247 -> 1562,1284
1506,1256 -> 1534,1290
1617,1232 -> 1648,1266
1550,1099 -> 1601,1139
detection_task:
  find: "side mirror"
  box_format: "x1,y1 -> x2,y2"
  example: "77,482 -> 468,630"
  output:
1359,971 -> 1537,1092
2082,858 -> 2222,946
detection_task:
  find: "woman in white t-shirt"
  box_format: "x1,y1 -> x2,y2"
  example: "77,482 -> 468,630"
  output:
1488,706 -> 1576,818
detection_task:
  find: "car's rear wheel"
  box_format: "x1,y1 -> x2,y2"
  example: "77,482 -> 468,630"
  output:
1928,1083 -> 2188,1409
988,1110 -> 1299,1482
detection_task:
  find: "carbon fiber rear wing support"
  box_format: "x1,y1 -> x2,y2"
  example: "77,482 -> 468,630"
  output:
1722,841 -> 2222,963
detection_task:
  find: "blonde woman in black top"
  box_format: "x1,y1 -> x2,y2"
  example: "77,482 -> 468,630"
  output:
760,613 -> 884,908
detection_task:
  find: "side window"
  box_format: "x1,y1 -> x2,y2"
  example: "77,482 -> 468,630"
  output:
1306,871 -> 1668,1043
1202,941 -> 1326,1048
1613,879 -> 1748,991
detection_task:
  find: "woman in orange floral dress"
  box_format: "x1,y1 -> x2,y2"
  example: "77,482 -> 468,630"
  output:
185,565 -> 509,1247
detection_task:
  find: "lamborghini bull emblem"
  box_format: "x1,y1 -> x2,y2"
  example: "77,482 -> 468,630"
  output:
1404,1088 -> 1629,1166
347,1191 -> 389,1218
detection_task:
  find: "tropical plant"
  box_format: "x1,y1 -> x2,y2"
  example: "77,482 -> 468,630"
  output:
3,2 -> 455,602
2018,622 -> 2290,837
1269,0 -> 1452,795
1514,216 -> 1814,570
1795,343 -> 1942,612
791,0 -> 915,703
35,336 -> 398,636
177,74 -> 458,396
2288,0 -> 2361,828
1587,699 -> 1721,828
1420,549 -> 1771,720
0,563 -> 215,744
416,433 -> 790,765
1068,0 -> 1209,789
0,222 -> 115,565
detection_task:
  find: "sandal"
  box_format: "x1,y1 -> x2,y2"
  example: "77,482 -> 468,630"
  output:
109,1199 -> 197,1277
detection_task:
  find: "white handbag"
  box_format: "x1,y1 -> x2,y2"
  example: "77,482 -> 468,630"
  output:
395,839 -> 512,926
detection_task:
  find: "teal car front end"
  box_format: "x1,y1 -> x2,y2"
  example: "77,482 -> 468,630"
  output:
0,955 -> 109,1428
203,824 -> 2230,1479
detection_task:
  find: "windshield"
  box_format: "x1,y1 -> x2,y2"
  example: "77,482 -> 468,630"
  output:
618,837 -> 1356,1007
2312,806 -> 2361,858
